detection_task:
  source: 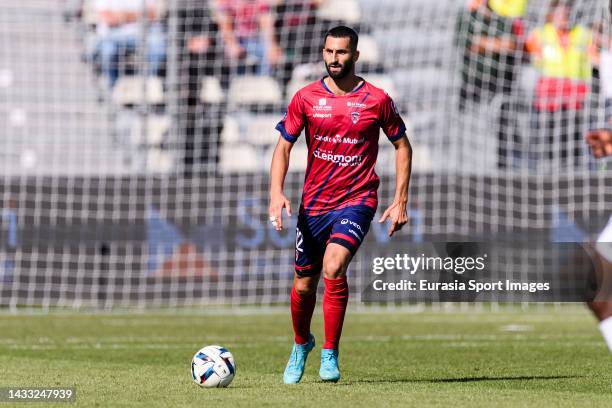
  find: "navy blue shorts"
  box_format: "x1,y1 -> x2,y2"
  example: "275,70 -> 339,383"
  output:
294,205 -> 376,276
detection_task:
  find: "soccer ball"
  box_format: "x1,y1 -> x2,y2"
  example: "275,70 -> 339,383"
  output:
191,345 -> 236,388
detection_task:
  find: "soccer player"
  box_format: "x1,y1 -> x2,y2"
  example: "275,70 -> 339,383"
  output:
585,106 -> 612,353
268,25 -> 412,383
585,5 -> 612,351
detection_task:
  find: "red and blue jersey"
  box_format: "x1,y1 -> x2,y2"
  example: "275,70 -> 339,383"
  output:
276,78 -> 406,215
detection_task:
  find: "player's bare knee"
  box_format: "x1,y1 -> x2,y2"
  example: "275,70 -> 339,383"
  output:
322,259 -> 345,279
294,278 -> 317,296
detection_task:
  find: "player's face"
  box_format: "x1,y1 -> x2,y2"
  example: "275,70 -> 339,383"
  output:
323,36 -> 358,80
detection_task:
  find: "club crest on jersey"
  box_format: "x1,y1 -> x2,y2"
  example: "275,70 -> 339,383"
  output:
351,111 -> 360,124
318,98 -> 327,106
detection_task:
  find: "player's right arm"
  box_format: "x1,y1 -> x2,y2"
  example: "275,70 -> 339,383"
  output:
269,138 -> 293,231
268,90 -> 305,230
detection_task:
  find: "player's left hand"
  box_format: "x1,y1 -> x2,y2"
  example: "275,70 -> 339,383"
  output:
586,129 -> 612,158
379,201 -> 408,237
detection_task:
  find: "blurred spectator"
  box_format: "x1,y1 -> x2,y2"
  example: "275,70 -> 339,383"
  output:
600,23 -> 612,125
455,0 -> 527,107
525,0 -> 597,168
273,0 -> 323,83
92,0 -> 166,87
63,0 -> 83,22
455,0 -> 527,168
216,0 -> 282,75
176,0 -> 226,174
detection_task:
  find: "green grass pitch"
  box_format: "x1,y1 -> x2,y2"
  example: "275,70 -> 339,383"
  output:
1,306 -> 611,407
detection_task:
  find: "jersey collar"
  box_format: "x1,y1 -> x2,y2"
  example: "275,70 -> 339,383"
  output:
320,77 -> 366,96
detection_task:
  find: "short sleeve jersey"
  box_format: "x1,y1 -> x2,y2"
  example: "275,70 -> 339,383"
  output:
276,78 -> 406,216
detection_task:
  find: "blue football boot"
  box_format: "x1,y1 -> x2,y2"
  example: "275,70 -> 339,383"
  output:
319,348 -> 340,382
283,333 -> 315,384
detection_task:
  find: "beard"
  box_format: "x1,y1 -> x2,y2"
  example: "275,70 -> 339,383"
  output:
325,58 -> 353,80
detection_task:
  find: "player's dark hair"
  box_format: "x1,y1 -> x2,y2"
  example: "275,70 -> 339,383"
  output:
324,26 -> 359,52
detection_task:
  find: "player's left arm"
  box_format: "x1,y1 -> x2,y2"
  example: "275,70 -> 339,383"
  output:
379,134 -> 412,237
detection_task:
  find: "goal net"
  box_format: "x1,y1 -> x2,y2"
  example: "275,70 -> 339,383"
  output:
0,0 -> 610,308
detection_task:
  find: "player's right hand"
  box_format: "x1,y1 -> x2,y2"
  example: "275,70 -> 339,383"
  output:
268,192 -> 292,231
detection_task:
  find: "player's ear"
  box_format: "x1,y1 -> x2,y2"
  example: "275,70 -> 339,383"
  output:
353,49 -> 360,62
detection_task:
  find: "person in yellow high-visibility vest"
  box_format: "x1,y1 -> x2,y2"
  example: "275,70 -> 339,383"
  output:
525,0 -> 598,168
526,2 -> 597,112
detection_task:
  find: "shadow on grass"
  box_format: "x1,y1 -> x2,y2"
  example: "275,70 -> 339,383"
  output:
338,375 -> 582,385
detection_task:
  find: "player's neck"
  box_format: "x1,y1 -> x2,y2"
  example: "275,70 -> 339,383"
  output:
324,74 -> 362,96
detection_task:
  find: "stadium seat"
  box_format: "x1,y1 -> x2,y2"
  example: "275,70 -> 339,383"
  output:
155,0 -> 167,17
356,35 -> 380,65
265,143 -> 308,172
359,0 -> 459,28
376,142 -> 431,173
82,0 -> 98,26
290,62 -> 325,81
227,75 -> 282,109
219,145 -> 259,173
220,115 -> 240,144
373,28 -> 455,67
247,115 -> 282,146
390,68 -> 452,105
288,144 -> 309,172
286,63 -> 326,103
409,144 -> 432,172
129,115 -> 170,146
317,0 -> 361,24
199,76 -> 225,104
147,147 -> 173,173
362,74 -> 398,99
285,77 -> 311,104
112,76 -> 165,106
